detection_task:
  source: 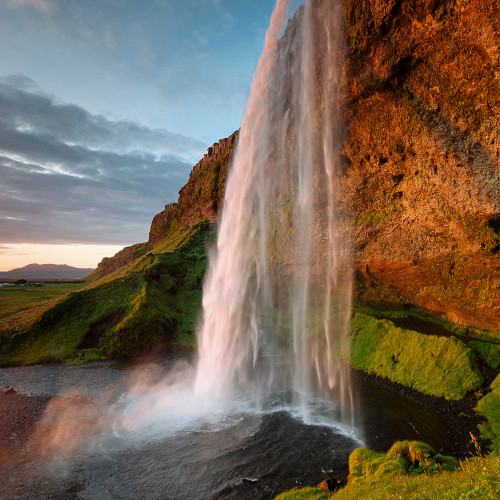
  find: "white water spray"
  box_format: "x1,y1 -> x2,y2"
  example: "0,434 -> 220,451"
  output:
195,0 -> 353,424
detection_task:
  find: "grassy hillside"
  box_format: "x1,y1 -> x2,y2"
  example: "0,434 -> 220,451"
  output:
0,130 -> 234,367
0,222 -> 213,366
0,283 -> 86,325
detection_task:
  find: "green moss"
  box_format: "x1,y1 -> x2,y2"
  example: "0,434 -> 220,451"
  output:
387,441 -> 433,463
354,210 -> 392,225
468,342 -> 500,369
66,348 -> 107,365
476,374 -> 500,455
348,441 -> 459,485
349,448 -> 385,481
355,307 -> 500,343
351,313 -> 484,399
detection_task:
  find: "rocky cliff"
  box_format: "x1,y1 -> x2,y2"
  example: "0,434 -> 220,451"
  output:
149,131 -> 238,248
92,0 -> 499,331
88,131 -> 238,283
342,0 -> 500,330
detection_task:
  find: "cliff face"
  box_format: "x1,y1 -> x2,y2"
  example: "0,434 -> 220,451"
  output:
93,0 -> 499,330
86,242 -> 148,283
89,131 -> 238,282
342,0 -> 500,330
148,131 -> 238,248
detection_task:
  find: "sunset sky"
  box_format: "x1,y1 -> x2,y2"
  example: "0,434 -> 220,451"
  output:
0,0 -> 280,270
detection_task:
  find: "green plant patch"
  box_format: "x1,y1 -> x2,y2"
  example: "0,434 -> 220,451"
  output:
348,441 -> 458,486
350,313 -> 483,399
354,210 -> 392,225
354,307 -> 500,343
66,348 -> 107,365
276,445 -> 499,500
275,487 -> 330,500
476,374 -> 500,455
468,341 -> 500,369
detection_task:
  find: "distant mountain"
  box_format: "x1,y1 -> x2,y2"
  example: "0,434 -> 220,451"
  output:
0,264 -> 94,280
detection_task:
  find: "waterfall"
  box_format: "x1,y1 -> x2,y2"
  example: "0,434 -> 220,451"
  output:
195,0 -> 353,424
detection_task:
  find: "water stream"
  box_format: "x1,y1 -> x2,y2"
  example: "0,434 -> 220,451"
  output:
196,0 -> 353,426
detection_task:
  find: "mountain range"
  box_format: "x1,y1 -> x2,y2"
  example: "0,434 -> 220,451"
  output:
0,264 -> 94,280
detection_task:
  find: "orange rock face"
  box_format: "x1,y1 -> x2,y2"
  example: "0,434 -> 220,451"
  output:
148,131 -> 239,248
342,0 -> 500,329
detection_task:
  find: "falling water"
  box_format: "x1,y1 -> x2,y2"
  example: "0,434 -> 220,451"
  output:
195,0 -> 353,424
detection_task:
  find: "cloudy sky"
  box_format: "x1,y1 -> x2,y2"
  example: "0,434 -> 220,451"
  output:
0,0 -> 278,270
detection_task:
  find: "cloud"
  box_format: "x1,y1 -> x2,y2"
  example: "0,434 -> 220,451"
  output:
0,245 -> 19,254
5,0 -> 53,14
0,77 -> 206,246
0,76 -> 205,162
0,244 -> 28,256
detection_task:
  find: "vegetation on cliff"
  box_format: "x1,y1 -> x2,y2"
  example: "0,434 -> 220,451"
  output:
351,313 -> 484,400
0,222 -> 213,366
276,453 -> 500,499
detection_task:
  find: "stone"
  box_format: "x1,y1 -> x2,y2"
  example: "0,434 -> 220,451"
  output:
318,477 -> 345,493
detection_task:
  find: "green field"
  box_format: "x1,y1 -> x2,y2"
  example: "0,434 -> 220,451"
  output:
276,454 -> 500,499
0,283 -> 86,325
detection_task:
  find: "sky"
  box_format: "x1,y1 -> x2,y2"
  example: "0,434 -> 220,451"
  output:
0,0 -> 278,270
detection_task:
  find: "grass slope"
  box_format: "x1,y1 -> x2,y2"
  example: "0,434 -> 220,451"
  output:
0,222 -> 213,366
350,313 -> 484,400
0,283 -> 86,324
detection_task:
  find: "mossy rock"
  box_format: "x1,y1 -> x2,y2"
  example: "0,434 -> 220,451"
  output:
350,313 -> 484,399
468,341 -> 500,369
349,448 -> 384,480
476,374 -> 500,455
348,441 -> 459,486
386,440 -> 434,465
